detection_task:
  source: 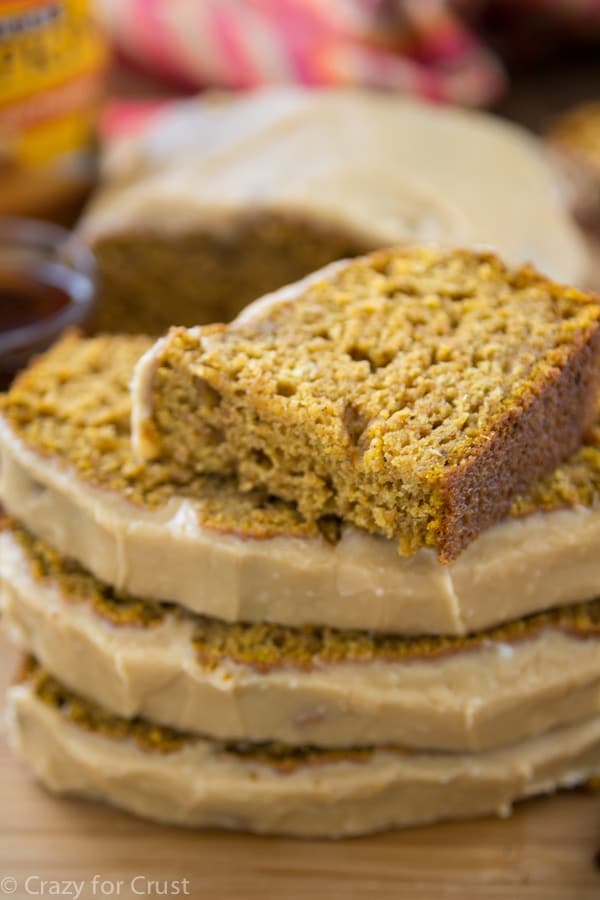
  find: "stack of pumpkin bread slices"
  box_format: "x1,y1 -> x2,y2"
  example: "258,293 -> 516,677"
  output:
2,247 -> 600,837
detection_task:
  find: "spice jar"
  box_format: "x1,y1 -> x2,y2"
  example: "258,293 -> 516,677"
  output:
0,0 -> 108,226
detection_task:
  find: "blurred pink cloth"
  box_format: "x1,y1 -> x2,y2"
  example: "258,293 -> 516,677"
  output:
95,0 -> 600,107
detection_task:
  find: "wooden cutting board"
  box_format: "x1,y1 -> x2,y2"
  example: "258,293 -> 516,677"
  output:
0,635 -> 599,900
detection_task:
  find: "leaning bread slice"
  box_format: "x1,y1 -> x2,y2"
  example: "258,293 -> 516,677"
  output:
7,659 -> 600,838
4,525 -> 600,752
2,333 -> 600,635
132,247 -> 600,561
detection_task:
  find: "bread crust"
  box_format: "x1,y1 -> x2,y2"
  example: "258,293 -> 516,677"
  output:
436,325 -> 600,560
134,248 -> 600,561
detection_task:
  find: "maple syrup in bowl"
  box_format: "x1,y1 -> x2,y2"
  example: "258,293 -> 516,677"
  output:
0,218 -> 96,387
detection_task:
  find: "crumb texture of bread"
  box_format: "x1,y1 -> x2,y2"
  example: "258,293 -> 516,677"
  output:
140,247 -> 600,561
0,333 -> 321,539
3,330 -> 600,555
92,213 -> 374,333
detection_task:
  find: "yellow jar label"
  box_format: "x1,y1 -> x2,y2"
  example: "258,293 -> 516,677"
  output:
0,0 -> 107,168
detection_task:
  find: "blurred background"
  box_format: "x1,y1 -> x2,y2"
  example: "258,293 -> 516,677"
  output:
1,0 -> 600,381
1,0 -> 599,224
101,0 -> 600,113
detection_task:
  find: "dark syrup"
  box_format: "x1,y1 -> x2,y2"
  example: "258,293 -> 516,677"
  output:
0,261 -> 84,389
0,268 -> 71,332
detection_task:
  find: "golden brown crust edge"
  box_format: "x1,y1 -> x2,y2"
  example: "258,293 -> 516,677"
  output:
437,323 -> 600,562
137,251 -> 600,563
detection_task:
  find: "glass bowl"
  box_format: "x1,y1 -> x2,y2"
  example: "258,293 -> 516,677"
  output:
0,217 -> 96,388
